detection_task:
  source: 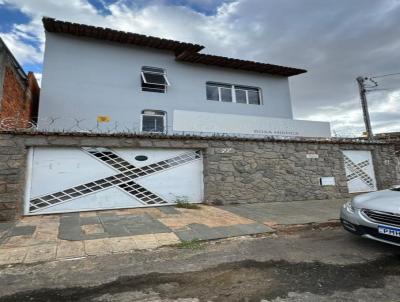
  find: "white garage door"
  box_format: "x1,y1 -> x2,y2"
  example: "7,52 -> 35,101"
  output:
25,147 -> 204,215
342,150 -> 377,193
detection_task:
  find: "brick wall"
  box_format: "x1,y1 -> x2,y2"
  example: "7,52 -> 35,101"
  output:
0,64 -> 40,127
0,132 -> 398,221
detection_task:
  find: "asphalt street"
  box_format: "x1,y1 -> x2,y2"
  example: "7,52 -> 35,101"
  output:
1,227 -> 399,302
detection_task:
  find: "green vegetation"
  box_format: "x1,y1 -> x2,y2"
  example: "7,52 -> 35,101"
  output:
175,239 -> 203,249
175,196 -> 201,209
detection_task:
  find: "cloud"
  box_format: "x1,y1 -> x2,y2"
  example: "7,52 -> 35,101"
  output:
0,0 -> 399,135
306,90 -> 400,136
34,72 -> 41,86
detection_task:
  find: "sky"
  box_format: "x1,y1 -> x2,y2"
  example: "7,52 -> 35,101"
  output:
0,0 -> 399,136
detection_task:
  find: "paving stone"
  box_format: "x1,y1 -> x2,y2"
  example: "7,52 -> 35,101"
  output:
79,211 -> 98,218
187,224 -> 225,240
175,230 -> 202,241
102,223 -> 130,237
132,234 -> 160,250
117,215 -> 171,235
58,226 -> 83,241
98,215 -> 127,224
24,243 -> 57,263
158,206 -> 180,215
124,224 -> 163,236
56,240 -> 85,259
221,200 -> 344,226
61,212 -> 80,219
154,232 -> 181,245
212,225 -> 250,238
81,224 -> 104,235
84,238 -> 113,256
0,222 -> 14,231
8,225 -> 36,236
0,246 -> 27,265
34,231 -> 58,242
80,216 -> 100,225
108,237 -> 138,253
2,235 -> 35,248
233,223 -> 274,235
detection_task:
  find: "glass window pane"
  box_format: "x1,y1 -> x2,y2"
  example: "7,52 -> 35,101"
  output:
248,90 -> 260,105
220,87 -> 233,102
142,82 -> 165,93
143,72 -> 167,85
142,116 -> 155,132
235,89 -> 247,103
206,85 -> 219,101
142,115 -> 164,132
154,116 -> 164,132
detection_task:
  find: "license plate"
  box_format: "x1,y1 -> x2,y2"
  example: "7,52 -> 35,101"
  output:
378,225 -> 400,237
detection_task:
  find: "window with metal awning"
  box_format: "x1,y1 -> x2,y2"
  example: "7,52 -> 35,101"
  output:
141,66 -> 170,93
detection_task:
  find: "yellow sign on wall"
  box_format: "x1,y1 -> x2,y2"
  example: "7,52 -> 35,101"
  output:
97,115 -> 111,123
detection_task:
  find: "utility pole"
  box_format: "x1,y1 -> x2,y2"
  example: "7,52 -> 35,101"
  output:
356,76 -> 373,140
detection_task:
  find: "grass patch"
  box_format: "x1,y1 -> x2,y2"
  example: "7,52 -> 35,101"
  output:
175,200 -> 201,209
175,239 -> 203,250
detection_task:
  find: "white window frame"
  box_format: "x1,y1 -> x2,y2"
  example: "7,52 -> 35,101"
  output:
206,82 -> 262,105
141,66 -> 170,93
140,110 -> 167,134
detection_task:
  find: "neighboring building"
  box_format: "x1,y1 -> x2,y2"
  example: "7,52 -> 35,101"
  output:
39,18 -> 330,138
0,38 -> 40,128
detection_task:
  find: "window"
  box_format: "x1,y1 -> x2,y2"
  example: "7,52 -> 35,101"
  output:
206,82 -> 261,105
141,110 -> 166,133
141,66 -> 170,93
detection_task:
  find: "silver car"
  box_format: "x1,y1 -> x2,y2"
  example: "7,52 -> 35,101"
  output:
340,186 -> 400,246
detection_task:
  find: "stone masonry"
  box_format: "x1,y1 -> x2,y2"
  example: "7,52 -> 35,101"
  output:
0,132 -> 398,221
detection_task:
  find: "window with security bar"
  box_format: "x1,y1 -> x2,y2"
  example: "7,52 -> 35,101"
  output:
141,66 -> 170,93
141,110 -> 166,133
206,82 -> 261,105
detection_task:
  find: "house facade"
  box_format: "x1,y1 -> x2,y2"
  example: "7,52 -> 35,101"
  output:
0,18 -> 397,219
39,18 -> 330,138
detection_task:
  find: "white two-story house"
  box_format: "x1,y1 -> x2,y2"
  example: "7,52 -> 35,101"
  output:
38,18 -> 330,138
22,18 -> 336,215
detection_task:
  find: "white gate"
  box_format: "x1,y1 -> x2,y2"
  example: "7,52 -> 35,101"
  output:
25,147 -> 203,215
342,150 -> 377,193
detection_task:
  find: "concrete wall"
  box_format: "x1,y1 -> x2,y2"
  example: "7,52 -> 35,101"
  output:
0,132 -> 398,221
39,33 -> 294,132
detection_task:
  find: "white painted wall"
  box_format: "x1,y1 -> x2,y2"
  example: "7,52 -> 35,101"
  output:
39,33 -> 296,133
173,110 -> 331,138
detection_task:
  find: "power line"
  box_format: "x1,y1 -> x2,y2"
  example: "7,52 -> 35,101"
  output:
370,72 -> 400,79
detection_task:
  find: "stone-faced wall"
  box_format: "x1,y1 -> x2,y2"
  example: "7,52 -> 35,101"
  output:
0,132 -> 398,221
204,140 -> 396,204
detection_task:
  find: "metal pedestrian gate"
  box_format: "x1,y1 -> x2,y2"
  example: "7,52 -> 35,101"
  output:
25,147 -> 204,215
342,150 -> 377,193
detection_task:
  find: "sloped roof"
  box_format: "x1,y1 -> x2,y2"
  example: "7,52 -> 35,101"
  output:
176,52 -> 306,76
42,17 -> 307,77
42,17 -> 204,55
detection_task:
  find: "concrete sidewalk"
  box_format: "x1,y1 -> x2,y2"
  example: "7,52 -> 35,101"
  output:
0,199 -> 345,265
221,198 -> 345,227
